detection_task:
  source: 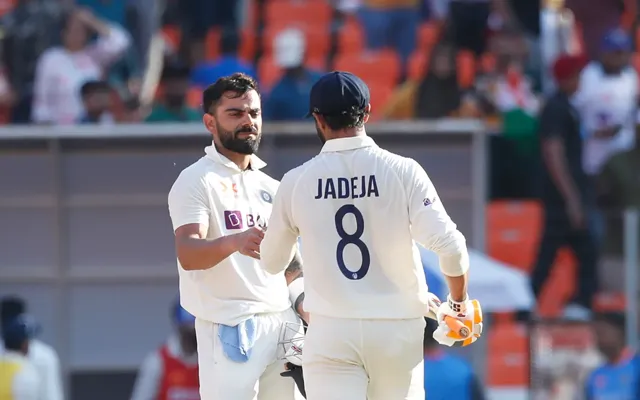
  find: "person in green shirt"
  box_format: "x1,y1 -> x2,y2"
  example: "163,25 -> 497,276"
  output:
146,61 -> 202,123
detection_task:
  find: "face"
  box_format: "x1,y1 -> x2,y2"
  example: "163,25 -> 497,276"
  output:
593,320 -> 623,358
178,325 -> 197,355
164,78 -> 189,107
432,51 -> 454,78
63,14 -> 88,51
204,90 -> 262,155
602,50 -> 629,72
85,90 -> 112,113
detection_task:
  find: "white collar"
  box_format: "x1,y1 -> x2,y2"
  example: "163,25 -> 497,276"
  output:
204,143 -> 267,171
320,135 -> 377,153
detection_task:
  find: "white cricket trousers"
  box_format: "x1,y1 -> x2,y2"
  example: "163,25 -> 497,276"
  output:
195,308 -> 305,400
303,315 -> 426,400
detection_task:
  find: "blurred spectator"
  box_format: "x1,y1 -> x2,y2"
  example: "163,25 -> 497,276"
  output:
0,297 -> 63,400
0,314 -> 42,400
382,44 -> 484,120
0,0 -> 64,123
444,0 -> 492,56
423,318 -> 485,400
263,28 -> 322,121
585,312 -> 640,399
180,0 -> 240,66
145,61 -> 201,123
598,125 -> 640,210
31,8 -> 130,125
540,0 -> 581,94
190,29 -> 255,89
532,54 -> 598,320
357,0 -> 418,69
574,28 -> 637,185
130,301 -> 198,400
566,0 -> 633,60
77,80 -> 115,124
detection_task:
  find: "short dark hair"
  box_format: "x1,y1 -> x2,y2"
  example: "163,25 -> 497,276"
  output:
80,80 -> 111,98
202,72 -> 259,114
285,251 -> 303,276
220,29 -> 240,55
322,108 -> 367,131
1,296 -> 25,327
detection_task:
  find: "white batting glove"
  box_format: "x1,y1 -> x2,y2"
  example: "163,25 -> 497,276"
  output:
425,292 -> 443,320
433,295 -> 483,347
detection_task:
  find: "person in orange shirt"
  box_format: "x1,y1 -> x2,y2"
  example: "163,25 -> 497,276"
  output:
130,301 -> 199,400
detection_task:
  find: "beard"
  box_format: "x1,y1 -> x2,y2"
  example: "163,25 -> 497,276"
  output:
314,120 -> 326,144
218,122 -> 261,155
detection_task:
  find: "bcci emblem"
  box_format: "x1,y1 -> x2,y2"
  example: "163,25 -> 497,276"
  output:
260,190 -> 273,204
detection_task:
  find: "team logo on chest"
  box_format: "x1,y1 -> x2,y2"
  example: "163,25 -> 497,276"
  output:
220,180 -> 239,197
259,189 -> 273,203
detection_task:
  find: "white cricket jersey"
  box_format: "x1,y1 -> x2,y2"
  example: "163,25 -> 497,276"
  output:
0,351 -> 41,400
168,144 -> 290,326
573,62 -> 638,175
261,136 -> 468,320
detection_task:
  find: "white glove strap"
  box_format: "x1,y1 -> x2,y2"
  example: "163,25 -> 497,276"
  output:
447,294 -> 468,314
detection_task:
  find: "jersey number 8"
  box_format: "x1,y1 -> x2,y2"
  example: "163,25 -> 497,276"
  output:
334,204 -> 370,280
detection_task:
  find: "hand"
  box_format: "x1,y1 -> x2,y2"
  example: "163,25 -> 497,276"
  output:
566,198 -> 584,230
433,296 -> 483,347
425,292 -> 442,320
230,227 -> 265,259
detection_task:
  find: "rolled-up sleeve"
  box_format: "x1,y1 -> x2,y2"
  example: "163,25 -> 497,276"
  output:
87,23 -> 131,67
261,173 -> 298,275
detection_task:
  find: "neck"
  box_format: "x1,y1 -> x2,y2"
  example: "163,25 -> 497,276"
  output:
331,128 -> 367,140
216,145 -> 252,170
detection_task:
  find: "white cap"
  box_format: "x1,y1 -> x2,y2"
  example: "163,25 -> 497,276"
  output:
274,28 -> 305,68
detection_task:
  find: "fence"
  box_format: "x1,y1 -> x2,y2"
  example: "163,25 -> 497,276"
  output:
0,120 -> 489,398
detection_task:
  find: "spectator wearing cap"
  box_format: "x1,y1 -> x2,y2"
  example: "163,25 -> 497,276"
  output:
130,300 -> 199,400
0,314 -> 43,400
145,62 -> 202,123
78,80 -> 115,124
263,28 -> 323,121
585,312 -> 640,399
573,28 -> 638,184
531,53 -> 599,321
0,297 -> 63,400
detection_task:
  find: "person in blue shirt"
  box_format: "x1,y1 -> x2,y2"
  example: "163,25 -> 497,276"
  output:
423,318 -> 485,400
190,29 -> 256,89
263,28 -> 323,121
585,312 -> 640,400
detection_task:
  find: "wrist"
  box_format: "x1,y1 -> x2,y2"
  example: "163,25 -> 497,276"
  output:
447,294 -> 469,313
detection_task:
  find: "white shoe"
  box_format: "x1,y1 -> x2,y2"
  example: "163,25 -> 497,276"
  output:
562,304 -> 592,321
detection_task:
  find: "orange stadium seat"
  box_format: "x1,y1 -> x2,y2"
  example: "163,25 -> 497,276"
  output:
456,50 -> 475,88
264,0 -> 333,29
0,0 -> 15,17
258,56 -> 325,92
417,22 -> 440,51
333,50 -> 401,88
479,53 -> 497,74
262,25 -> 331,60
161,25 -> 181,50
205,28 -> 257,62
487,200 -> 542,272
367,81 -> 394,121
337,17 -> 365,54
205,29 -> 221,60
537,249 -> 576,318
487,323 -> 529,388
408,51 -> 430,80
187,87 -> 203,109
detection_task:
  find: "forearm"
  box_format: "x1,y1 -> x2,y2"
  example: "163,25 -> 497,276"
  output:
545,151 -> 580,203
176,235 -> 237,271
444,273 -> 468,303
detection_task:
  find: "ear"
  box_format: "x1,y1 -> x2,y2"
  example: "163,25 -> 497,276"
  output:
312,113 -> 326,128
363,104 -> 372,123
203,112 -> 216,135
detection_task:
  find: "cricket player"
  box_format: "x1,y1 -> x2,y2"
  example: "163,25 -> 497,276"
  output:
167,72 -> 304,400
260,71 -> 480,400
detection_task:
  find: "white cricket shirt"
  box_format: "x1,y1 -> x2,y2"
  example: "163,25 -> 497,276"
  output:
261,136 -> 468,320
0,351 -> 41,400
573,62 -> 638,175
168,144 -> 290,326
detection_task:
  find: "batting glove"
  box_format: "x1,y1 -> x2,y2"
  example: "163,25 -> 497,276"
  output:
433,295 -> 483,347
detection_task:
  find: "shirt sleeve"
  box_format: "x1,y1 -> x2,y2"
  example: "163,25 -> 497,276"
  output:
130,352 -> 163,400
31,51 -> 57,123
168,170 -> 211,231
86,23 -> 131,68
404,158 -> 469,276
41,349 -> 63,400
13,365 -> 41,400
261,173 -> 299,275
